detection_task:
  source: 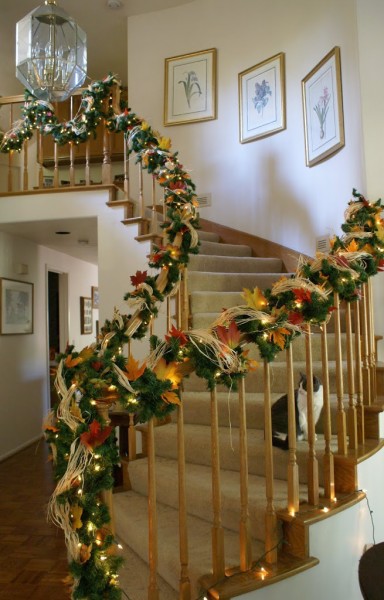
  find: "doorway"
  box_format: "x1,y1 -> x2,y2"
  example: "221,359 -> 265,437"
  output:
47,269 -> 69,408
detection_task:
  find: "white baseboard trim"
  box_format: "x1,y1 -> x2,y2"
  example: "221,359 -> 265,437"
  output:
0,435 -> 44,463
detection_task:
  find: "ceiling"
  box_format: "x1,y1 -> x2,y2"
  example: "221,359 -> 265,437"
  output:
0,0 -> 194,264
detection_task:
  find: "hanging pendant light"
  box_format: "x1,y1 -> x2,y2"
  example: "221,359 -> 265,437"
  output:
16,0 -> 87,102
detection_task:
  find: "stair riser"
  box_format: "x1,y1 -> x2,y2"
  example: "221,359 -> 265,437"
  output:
199,240 -> 252,256
188,272 -> 287,292
188,255 -> 283,274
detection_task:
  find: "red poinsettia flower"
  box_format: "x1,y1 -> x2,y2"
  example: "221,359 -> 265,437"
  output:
80,420 -> 113,450
130,270 -> 148,288
165,324 -> 188,346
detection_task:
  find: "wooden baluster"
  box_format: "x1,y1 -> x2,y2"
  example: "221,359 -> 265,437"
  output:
150,176 -> 158,235
304,324 -> 319,506
38,131 -> 44,189
8,104 -> 13,192
238,376 -> 252,571
23,138 -> 28,191
180,267 -> 189,332
264,360 -> 278,564
102,116 -> 112,184
128,413 -> 136,460
147,418 -> 159,600
210,385 -> 225,579
321,323 -> 335,500
177,401 -> 191,599
139,162 -> 145,219
166,296 -> 171,332
95,401 -> 116,536
53,142 -> 59,188
286,345 -> 299,514
334,292 -> 348,454
354,300 -> 365,444
361,284 -> 371,405
85,139 -> 91,186
124,132 -> 130,200
345,302 -> 358,449
69,96 -> 75,187
367,279 -> 377,403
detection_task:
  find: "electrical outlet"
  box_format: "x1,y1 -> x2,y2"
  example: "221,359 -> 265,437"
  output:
196,193 -> 212,208
316,236 -> 330,254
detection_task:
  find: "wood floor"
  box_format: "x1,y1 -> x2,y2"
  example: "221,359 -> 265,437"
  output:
0,440 -> 70,599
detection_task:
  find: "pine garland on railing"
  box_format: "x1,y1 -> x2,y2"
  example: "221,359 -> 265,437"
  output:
5,77 -> 382,598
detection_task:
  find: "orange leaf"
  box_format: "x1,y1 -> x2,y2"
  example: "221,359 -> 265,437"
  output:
124,354 -> 146,381
216,320 -> 241,349
79,346 -> 95,361
346,239 -> 359,253
269,327 -> 291,350
65,354 -> 83,368
153,358 -> 183,389
162,390 -> 181,405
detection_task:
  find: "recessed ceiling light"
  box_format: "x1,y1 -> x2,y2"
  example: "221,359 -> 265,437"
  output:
55,231 -> 71,235
107,0 -> 123,8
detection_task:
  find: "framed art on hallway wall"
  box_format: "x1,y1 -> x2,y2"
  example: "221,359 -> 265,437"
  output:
164,48 -> 217,126
80,296 -> 92,335
238,52 -> 286,143
302,46 -> 345,167
0,277 -> 34,335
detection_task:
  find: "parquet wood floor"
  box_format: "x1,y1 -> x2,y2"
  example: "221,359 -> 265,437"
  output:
0,440 -> 70,599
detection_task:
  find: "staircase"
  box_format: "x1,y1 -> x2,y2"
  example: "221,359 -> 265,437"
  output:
113,229 -> 358,599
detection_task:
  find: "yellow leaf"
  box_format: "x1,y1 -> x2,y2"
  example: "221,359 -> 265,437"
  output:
79,346 -> 95,361
162,390 -> 181,405
154,358 -> 183,388
71,504 -> 83,530
346,239 -> 359,253
158,136 -> 172,151
241,287 -> 268,310
65,354 -> 83,368
70,399 -> 84,422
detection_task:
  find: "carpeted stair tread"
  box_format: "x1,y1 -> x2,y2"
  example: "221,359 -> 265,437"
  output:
145,422 -> 337,484
189,291 -> 245,314
188,271 -> 290,292
114,490 -> 265,598
199,239 -> 252,256
126,456 -> 308,542
188,255 -> 284,274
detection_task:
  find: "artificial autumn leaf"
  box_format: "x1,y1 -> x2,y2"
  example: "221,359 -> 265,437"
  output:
161,390 -> 181,405
293,288 -> 312,304
288,311 -> 304,326
165,324 -> 188,346
216,320 -> 241,349
130,270 -> 148,288
378,259 -> 384,271
166,244 -> 181,259
153,358 -> 183,389
80,420 -> 113,450
158,136 -> 172,151
79,346 -> 95,361
124,354 -> 146,382
91,360 -> 103,372
241,287 -> 267,310
346,239 -> 359,253
268,327 -> 291,350
241,349 -> 258,372
45,425 -> 59,433
70,399 -> 84,422
79,543 -> 92,564
71,504 -> 83,530
65,354 -> 83,368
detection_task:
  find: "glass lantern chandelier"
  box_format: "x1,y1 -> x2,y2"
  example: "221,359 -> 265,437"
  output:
16,0 -> 87,102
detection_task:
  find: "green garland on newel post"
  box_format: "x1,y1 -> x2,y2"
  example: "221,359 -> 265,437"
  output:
2,77 -> 384,598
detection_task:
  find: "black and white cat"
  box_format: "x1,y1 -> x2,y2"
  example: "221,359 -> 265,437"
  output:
271,373 -> 323,450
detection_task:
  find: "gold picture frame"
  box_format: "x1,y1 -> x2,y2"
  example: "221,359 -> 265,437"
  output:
164,48 -> 217,126
302,46 -> 345,167
238,52 -> 286,143
80,296 -> 93,335
0,277 -> 34,335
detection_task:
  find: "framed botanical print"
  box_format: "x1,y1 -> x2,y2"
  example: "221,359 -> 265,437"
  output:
0,277 -> 33,335
80,296 -> 92,334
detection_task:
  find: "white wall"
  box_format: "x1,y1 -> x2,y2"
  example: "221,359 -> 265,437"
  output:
127,0 -> 365,259
0,189 -> 149,459
0,232 -> 97,460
